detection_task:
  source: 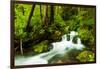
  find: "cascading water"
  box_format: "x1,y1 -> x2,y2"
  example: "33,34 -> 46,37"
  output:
15,31 -> 85,65
62,34 -> 67,41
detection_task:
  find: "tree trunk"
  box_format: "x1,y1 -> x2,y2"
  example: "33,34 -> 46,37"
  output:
26,4 -> 35,32
43,5 -> 49,27
50,5 -> 54,24
20,39 -> 23,55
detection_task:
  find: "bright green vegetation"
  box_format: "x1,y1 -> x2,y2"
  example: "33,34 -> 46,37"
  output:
32,40 -> 49,53
14,3 -> 96,63
76,51 -> 95,62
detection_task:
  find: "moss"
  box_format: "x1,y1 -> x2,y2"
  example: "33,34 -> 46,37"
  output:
51,30 -> 62,41
32,40 -> 49,53
76,51 -> 95,62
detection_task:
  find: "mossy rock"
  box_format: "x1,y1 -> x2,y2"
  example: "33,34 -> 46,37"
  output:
76,51 -> 95,62
72,36 -> 78,44
32,40 -> 49,53
51,30 -> 62,41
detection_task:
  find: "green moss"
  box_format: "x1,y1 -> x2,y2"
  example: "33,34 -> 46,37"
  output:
32,40 -> 49,53
76,51 -> 95,62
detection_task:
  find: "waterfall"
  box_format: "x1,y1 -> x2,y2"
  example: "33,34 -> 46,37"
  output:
15,31 -> 84,65
69,31 -> 78,42
77,38 -> 81,44
62,34 -> 67,41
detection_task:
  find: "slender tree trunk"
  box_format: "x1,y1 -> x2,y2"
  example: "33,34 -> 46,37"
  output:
43,5 -> 49,27
20,39 -> 23,55
26,4 -> 35,32
50,5 -> 54,24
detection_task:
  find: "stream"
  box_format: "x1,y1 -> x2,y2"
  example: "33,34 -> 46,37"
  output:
15,31 -> 85,65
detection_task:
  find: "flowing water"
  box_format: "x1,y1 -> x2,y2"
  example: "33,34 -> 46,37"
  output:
15,31 -> 85,65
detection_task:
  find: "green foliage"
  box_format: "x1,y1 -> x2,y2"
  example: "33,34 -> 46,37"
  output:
77,25 -> 94,49
78,29 -> 91,41
32,40 -> 49,53
76,51 -> 95,62
60,6 -> 78,20
54,14 -> 66,27
14,4 -> 32,39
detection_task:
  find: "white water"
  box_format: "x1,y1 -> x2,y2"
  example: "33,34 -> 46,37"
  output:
15,31 -> 85,65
